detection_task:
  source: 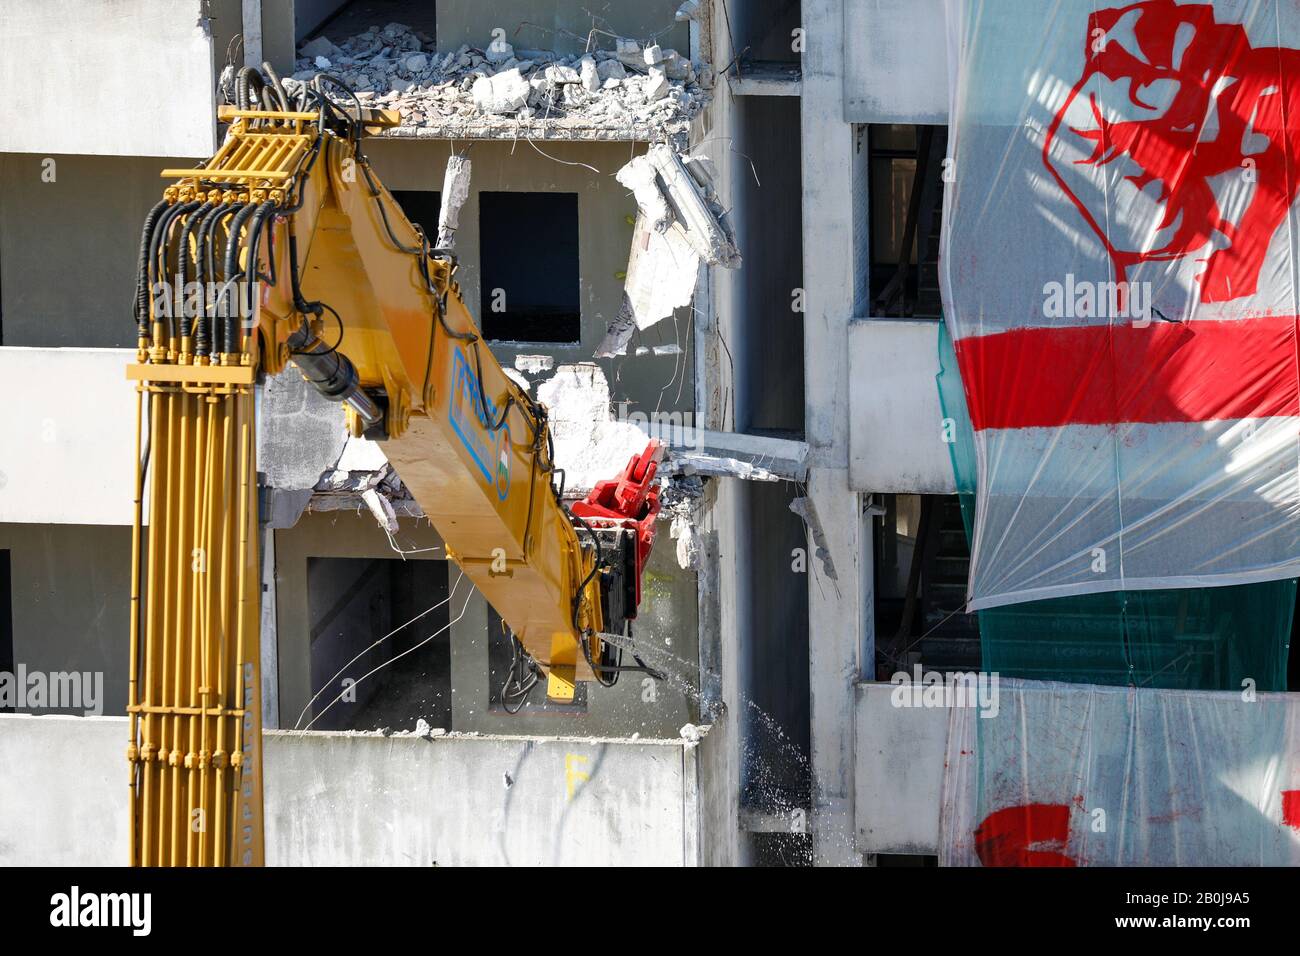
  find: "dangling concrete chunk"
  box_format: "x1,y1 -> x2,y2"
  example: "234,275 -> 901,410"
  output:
436,154 -> 472,249
597,145 -> 741,357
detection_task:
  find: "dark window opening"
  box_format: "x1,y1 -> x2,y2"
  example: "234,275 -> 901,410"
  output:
868,124 -> 948,319
391,189 -> 441,243
479,192 -> 580,343
306,556 -> 450,732
0,550 -> 11,712
486,607 -> 587,714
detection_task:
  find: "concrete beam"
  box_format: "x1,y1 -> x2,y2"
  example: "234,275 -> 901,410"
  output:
647,424 -> 809,482
728,62 -> 802,97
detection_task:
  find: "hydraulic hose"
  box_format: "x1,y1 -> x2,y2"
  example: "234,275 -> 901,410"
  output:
192,203 -> 233,357
221,202 -> 259,351
176,201 -> 214,340
135,199 -> 170,336
240,201 -> 278,318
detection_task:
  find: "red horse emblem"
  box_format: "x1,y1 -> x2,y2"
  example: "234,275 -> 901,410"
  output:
1044,0 -> 1300,302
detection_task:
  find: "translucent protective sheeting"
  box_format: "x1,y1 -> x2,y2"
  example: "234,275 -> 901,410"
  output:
941,678 -> 1300,865
938,321 -> 1294,690
940,0 -> 1300,611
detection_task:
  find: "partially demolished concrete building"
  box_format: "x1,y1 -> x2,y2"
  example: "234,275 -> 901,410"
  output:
3,0 -> 1298,869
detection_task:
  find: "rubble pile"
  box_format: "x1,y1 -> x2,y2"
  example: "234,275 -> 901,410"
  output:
288,23 -> 709,146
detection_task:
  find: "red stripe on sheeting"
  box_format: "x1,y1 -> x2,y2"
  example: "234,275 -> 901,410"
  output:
954,316 -> 1300,430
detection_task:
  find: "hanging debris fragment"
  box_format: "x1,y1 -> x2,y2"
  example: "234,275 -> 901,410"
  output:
598,146 -> 741,357
435,154 -> 471,250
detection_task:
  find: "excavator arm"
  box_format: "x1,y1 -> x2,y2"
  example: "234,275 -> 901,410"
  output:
126,73 -> 660,866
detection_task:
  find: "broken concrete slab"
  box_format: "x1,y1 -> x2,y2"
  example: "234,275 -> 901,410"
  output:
637,423 -> 809,482
536,364 -> 649,495
596,145 -> 741,356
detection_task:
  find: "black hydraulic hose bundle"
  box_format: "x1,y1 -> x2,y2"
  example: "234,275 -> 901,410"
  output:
240,201 -> 278,318
220,202 -> 259,351
191,204 -> 232,357
135,199 -> 170,337
176,201 -> 215,340
235,66 -> 265,112
147,200 -> 200,341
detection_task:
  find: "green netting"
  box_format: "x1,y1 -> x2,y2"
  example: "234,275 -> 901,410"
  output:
935,321 -> 1294,691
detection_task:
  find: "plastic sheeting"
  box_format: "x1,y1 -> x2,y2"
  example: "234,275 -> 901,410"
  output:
941,678 -> 1300,865
941,0 -> 1300,611
937,322 -> 1295,690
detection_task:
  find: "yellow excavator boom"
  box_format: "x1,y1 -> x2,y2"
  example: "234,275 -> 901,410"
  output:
126,80 -> 660,865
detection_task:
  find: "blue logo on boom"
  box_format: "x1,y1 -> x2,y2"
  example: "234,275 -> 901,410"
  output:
449,347 -> 510,501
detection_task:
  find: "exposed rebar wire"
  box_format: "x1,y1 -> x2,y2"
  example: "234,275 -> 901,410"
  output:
292,571 -> 464,730
299,582 -> 474,733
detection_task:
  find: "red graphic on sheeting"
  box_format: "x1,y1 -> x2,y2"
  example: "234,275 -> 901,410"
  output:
974,803 -> 1076,867
1283,789 -> 1300,829
1044,0 -> 1300,302
955,314 -> 1299,430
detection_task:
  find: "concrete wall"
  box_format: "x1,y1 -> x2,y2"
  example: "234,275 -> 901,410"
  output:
435,0 -> 690,57
0,0 -> 217,157
0,523 -> 132,716
273,508 -> 700,740
842,0 -> 948,124
0,713 -> 722,865
363,138 -> 692,419
847,319 -> 956,494
853,680 -> 946,855
0,154 -> 205,348
273,510 -> 445,731
0,348 -> 137,524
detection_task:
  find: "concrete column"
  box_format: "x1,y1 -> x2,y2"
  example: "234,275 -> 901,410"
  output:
241,0 -> 264,68
800,0 -> 867,865
260,525 -> 280,728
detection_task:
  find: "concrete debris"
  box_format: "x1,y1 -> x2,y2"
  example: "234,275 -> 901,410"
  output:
789,496 -> 839,581
513,354 -> 555,374
310,435 -> 419,527
501,368 -> 531,394
395,719 -> 446,738
536,364 -> 649,495
435,154 -> 471,249
662,475 -> 705,570
360,486 -> 399,534
471,68 -> 529,114
679,722 -> 703,744
288,23 -> 707,146
597,145 -> 740,357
